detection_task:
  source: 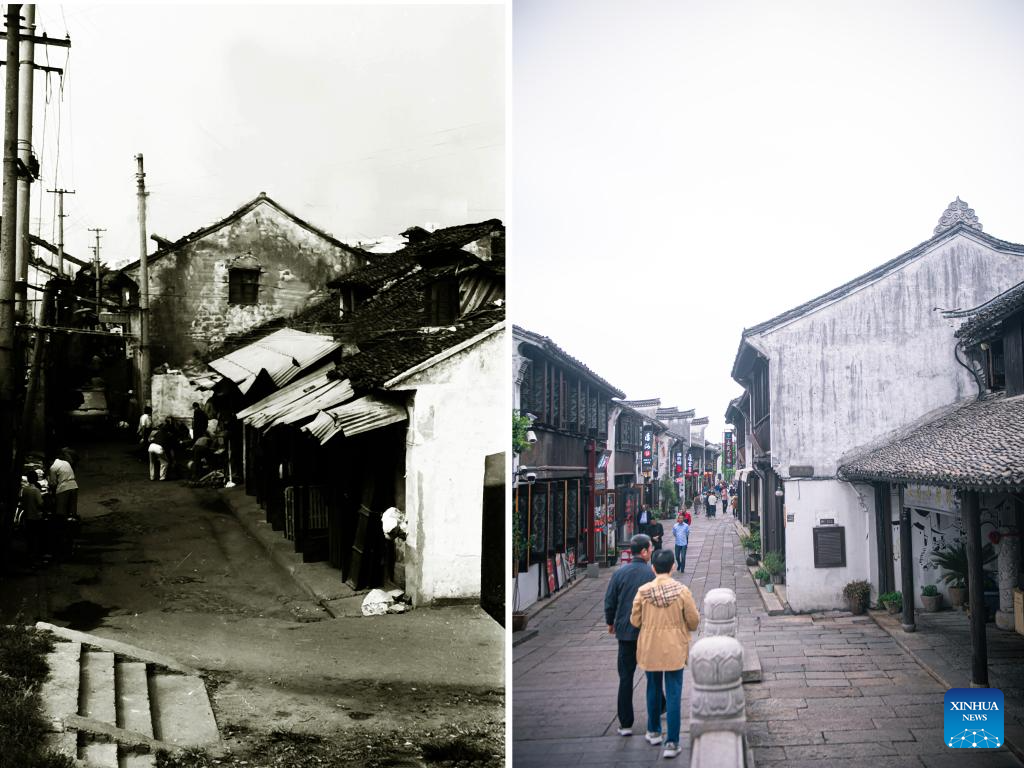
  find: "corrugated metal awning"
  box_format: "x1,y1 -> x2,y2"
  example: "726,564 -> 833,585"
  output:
238,371 -> 354,432
302,396 -> 407,445
208,328 -> 340,395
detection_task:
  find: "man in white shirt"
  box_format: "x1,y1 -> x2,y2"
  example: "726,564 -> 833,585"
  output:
48,449 -> 79,519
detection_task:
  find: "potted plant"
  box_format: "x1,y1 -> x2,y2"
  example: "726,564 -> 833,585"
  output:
741,532 -> 761,566
763,551 -> 785,585
920,584 -> 942,612
931,541 -> 996,609
843,580 -> 871,615
754,567 -> 770,587
879,591 -> 902,615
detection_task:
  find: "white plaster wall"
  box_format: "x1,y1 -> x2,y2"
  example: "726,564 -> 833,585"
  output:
394,329 -> 504,605
514,564 -> 542,610
783,479 -> 877,612
757,234 -> 1024,476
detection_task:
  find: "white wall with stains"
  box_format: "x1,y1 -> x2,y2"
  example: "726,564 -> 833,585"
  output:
392,327 -> 504,606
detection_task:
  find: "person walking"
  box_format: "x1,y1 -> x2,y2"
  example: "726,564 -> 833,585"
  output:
19,470 -> 45,562
671,513 -> 690,573
148,426 -> 170,481
707,491 -> 718,518
604,533 -> 655,737
48,449 -> 79,520
630,549 -> 701,758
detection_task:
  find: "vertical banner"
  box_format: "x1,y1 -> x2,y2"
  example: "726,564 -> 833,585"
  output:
724,430 -> 734,469
674,450 -> 683,478
641,426 -> 654,471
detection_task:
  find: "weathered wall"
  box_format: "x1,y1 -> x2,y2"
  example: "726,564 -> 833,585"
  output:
150,372 -> 211,427
759,234 -> 1024,476
395,328 -> 504,605
126,200 -> 364,366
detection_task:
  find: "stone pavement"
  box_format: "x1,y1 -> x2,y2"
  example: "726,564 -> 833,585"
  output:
513,515 -> 1023,768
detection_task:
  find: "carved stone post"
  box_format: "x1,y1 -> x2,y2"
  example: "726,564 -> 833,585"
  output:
688,636 -> 746,739
995,527 -> 1020,631
702,588 -> 738,638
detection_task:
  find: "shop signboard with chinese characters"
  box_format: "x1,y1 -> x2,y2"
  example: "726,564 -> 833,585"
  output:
641,426 -> 654,471
674,450 -> 683,478
686,452 -> 693,474
724,431 -> 734,469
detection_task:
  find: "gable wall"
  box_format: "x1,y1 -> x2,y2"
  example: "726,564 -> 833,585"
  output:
127,201 -> 364,365
756,234 -> 1024,476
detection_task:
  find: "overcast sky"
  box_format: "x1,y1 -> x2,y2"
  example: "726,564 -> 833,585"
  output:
510,0 -> 1024,443
22,4 -> 503,268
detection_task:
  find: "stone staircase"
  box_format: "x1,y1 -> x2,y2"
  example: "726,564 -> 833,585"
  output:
36,622 -> 220,767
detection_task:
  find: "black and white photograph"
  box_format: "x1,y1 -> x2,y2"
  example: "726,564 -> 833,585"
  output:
511,1 -> 1024,767
0,4 -> 505,767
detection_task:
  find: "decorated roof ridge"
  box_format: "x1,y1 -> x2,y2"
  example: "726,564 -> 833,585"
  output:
838,391 -> 1024,491
734,219 -> 1024,347
656,407 -> 694,418
513,325 -> 626,398
621,398 -> 661,408
614,400 -> 667,429
945,278 -> 1024,345
120,192 -> 367,272
934,197 -> 982,236
691,416 -> 709,425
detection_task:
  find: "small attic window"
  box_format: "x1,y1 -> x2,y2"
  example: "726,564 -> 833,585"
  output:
229,268 -> 260,305
427,277 -> 460,325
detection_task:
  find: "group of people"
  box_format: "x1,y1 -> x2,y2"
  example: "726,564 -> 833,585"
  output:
635,504 -> 692,574
17,448 -> 80,563
137,401 -> 219,481
604,533 -> 700,759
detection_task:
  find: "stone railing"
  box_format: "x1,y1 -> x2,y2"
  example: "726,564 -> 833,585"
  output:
690,588 -> 751,767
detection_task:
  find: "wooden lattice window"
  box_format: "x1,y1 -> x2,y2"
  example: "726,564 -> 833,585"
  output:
229,268 -> 260,305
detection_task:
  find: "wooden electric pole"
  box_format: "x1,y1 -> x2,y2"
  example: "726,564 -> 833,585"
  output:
46,188 -> 74,275
88,227 -> 106,316
135,155 -> 150,406
13,3 -> 34,321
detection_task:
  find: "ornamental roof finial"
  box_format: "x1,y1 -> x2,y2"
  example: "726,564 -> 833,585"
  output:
934,197 -> 982,236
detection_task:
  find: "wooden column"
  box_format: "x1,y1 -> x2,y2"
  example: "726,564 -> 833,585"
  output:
874,483 -> 895,594
898,485 -> 915,632
963,490 -> 989,687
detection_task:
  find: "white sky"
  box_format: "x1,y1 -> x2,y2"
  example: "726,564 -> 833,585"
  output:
510,0 -> 1024,443
18,4 -> 503,267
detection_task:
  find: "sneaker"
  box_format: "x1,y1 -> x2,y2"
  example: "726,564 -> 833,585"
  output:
617,727 -> 632,736
645,731 -> 663,745
662,742 -> 681,759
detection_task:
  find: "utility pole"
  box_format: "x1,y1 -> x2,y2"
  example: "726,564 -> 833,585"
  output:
135,154 -> 150,406
13,3 -> 33,321
46,187 -> 74,275
0,4 -> 22,559
89,227 -> 106,316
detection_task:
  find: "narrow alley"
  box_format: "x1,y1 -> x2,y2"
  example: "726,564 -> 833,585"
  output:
512,515 -> 1023,768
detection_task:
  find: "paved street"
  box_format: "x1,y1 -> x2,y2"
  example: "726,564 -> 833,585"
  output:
513,515 -> 1023,768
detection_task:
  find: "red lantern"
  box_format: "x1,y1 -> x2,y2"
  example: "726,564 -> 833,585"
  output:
988,531 -> 1001,546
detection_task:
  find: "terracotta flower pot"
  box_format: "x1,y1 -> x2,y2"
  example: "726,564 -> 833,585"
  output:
921,594 -> 942,612
885,601 -> 901,615
848,595 -> 867,615
947,586 -> 966,608
512,612 -> 529,632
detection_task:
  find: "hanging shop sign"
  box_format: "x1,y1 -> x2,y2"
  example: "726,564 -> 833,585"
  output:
686,452 -> 693,474
674,450 -> 683,477
641,426 -> 654,471
724,431 -> 734,468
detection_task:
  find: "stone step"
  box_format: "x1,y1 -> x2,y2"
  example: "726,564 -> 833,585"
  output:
80,740 -> 118,768
40,640 -> 81,726
43,730 -> 78,758
81,651 -> 117,726
116,662 -> 154,737
120,752 -> 157,768
149,673 -> 219,746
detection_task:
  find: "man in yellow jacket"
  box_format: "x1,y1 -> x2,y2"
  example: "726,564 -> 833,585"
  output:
630,548 -> 700,759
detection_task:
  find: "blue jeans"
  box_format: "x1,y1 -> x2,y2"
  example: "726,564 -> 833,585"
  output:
674,545 -> 687,572
646,669 -> 684,743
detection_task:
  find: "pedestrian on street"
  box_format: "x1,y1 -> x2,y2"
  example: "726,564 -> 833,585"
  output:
137,406 -> 153,448
638,505 -> 650,528
645,517 -> 664,551
48,448 -> 79,520
672,514 -> 690,572
191,402 -> 209,441
683,505 -> 692,526
630,548 -> 701,759
148,427 -> 170,481
707,491 -> 718,518
19,469 -> 45,562
604,533 -> 655,737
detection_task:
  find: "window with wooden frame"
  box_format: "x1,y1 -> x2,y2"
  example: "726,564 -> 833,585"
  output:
228,268 -> 260,305
813,526 -> 846,567
427,278 -> 460,325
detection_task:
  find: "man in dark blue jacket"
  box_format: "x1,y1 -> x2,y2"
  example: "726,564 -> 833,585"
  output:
604,533 -> 655,736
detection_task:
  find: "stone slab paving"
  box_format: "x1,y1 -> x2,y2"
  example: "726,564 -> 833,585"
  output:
513,515 -> 1023,768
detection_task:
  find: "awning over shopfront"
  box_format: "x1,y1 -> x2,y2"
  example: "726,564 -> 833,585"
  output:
236,370 -> 354,431
735,468 -> 753,483
302,396 -> 407,445
838,391 -> 1024,492
208,328 -> 340,395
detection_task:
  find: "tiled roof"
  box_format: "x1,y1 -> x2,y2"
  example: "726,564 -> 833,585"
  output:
656,407 -> 695,420
691,417 -> 709,426
622,398 -> 661,408
838,392 -> 1024,491
121,193 -> 366,272
207,297 -> 341,358
400,219 -> 504,262
946,279 -> 1024,346
339,305 -> 505,390
514,325 -> 626,398
327,252 -> 418,291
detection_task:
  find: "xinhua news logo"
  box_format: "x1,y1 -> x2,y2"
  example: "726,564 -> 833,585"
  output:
944,688 -> 1004,749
